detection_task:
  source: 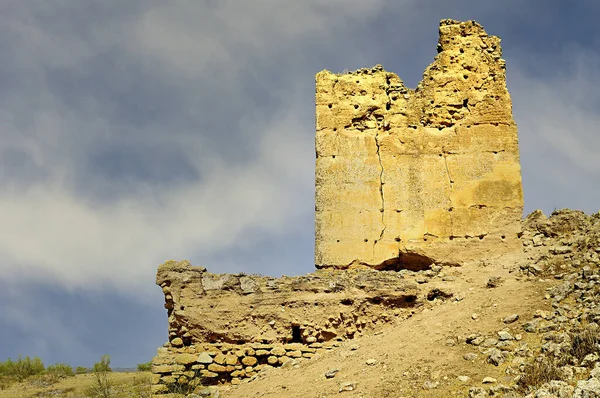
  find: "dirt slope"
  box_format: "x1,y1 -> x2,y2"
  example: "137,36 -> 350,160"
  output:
222,253 -> 551,398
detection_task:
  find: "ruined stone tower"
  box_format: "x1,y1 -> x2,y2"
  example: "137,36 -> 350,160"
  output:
151,20 -> 527,394
315,19 -> 524,270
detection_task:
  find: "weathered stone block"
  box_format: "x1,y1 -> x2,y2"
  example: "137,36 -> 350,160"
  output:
207,363 -> 227,373
175,353 -> 197,365
314,19 -> 524,270
241,356 -> 257,366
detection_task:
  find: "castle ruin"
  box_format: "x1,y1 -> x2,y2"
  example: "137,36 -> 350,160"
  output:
151,19 -> 525,395
315,19 -> 523,270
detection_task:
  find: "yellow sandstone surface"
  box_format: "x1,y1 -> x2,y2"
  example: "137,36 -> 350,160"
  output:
315,19 -> 524,269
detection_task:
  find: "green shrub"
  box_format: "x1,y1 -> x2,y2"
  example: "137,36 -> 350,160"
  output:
76,366 -> 88,374
136,362 -> 152,372
0,356 -> 45,381
93,355 -> 112,373
86,355 -> 113,398
45,363 -> 73,379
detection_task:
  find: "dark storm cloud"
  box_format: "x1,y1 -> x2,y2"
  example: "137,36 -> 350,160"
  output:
0,0 -> 598,367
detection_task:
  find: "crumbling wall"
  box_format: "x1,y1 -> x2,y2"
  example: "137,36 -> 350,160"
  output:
315,19 -> 524,270
152,260 -> 420,394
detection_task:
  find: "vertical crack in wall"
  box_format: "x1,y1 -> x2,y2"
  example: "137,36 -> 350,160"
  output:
374,131 -> 386,242
442,149 -> 455,236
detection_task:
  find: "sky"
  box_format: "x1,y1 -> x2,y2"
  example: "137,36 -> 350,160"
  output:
0,0 -> 599,368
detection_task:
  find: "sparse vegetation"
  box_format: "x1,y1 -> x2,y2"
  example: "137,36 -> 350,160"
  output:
0,356 -> 45,382
76,366 -> 89,374
136,362 -> 152,372
570,323 -> 600,362
517,357 -> 564,392
86,355 -> 113,398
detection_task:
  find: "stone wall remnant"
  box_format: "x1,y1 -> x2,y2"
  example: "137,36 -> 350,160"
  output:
151,260 -> 420,393
315,19 -> 524,270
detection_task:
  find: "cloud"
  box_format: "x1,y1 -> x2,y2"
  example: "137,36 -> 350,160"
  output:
509,47 -> 600,214
0,1 -> 391,293
1,0 -> 599,298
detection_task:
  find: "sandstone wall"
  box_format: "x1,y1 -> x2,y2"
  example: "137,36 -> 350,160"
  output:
315,19 -> 524,270
152,260 -> 421,394
156,260 -> 418,346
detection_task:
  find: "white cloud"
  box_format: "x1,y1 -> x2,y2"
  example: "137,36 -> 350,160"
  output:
509,47 -> 600,213
0,1 -> 389,293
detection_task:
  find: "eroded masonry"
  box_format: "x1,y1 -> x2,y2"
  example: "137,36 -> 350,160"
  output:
152,19 -> 525,395
316,19 -> 523,270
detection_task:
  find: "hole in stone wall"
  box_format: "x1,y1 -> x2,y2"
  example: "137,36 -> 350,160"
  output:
328,104 -> 332,108
463,75 -> 468,79
375,253 -> 435,272
427,288 -> 453,301
460,48 -> 464,54
354,104 -> 359,109
395,237 -> 401,242
291,326 -> 302,343
364,238 -> 369,242
341,298 -> 354,306
386,103 -> 391,110
332,155 -> 336,158
333,127 -> 337,131
501,235 -> 506,240
479,235 -> 485,240
463,98 -> 469,108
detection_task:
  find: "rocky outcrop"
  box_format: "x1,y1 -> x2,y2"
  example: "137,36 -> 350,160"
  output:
315,19 -> 524,270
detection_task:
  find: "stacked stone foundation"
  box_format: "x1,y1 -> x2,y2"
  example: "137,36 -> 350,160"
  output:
152,341 -> 342,395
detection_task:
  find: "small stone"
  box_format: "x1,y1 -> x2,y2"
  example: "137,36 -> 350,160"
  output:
339,381 -> 356,392
207,363 -> 228,373
287,350 -> 302,358
458,375 -> 470,383
472,313 -> 479,320
175,353 -> 197,365
349,344 -> 360,351
366,359 -> 377,366
482,377 -> 497,384
503,314 -> 519,324
463,353 -> 478,361
306,336 -> 317,343
497,331 -> 514,341
486,276 -> 502,288
225,354 -> 238,365
241,356 -> 258,366
171,337 -> 184,347
213,353 -> 226,365
469,387 -> 487,398
270,347 -> 286,356
197,352 -> 213,364
487,348 -> 504,366
267,356 -> 278,365
523,320 -> 539,333
325,369 -> 339,379
423,380 -> 439,389
482,338 -> 499,347
200,370 -> 219,378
